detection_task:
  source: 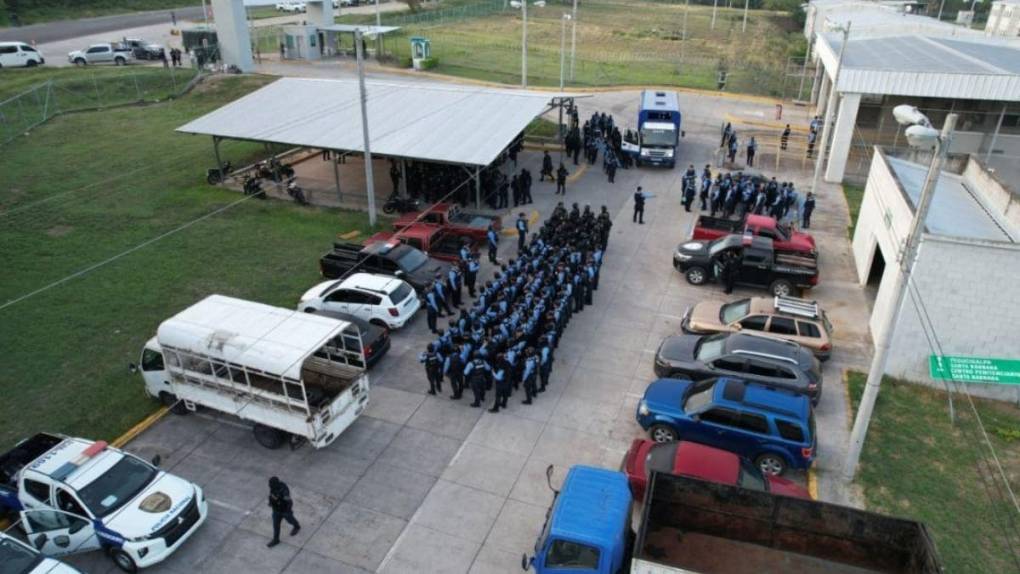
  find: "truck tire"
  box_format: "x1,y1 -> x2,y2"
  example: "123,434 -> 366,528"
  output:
253,424 -> 286,449
74,58 -> 86,66
26,59 -> 37,67
769,279 -> 795,297
382,204 -> 396,214
755,453 -> 787,476
649,424 -> 678,443
110,549 -> 138,573
684,266 -> 708,285
160,392 -> 190,415
115,57 -> 126,66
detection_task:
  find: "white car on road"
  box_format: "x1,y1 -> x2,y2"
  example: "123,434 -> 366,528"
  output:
299,273 -> 420,329
0,42 -> 44,68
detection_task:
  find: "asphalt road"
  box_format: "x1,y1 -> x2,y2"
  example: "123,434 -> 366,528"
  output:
0,6 -> 203,44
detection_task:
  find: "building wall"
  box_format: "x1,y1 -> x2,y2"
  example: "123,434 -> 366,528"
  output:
852,149 -> 1020,401
963,156 -> 1020,234
987,1 -> 1020,37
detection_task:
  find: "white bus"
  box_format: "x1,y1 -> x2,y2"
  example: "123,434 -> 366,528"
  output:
134,295 -> 369,449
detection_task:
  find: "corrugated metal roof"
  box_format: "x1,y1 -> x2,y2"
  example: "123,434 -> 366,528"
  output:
886,156 -> 1014,242
177,77 -> 575,166
817,34 -> 1020,99
318,24 -> 401,34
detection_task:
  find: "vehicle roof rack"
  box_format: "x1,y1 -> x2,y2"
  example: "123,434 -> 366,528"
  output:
731,349 -> 798,365
774,296 -> 819,319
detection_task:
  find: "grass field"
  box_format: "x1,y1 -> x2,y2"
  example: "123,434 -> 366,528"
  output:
847,372 -> 1020,573
842,184 -> 864,238
0,73 -> 376,450
361,0 -> 804,94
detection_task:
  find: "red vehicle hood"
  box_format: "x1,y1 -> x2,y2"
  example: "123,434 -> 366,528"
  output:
623,439 -> 655,499
787,229 -> 816,250
766,475 -> 811,499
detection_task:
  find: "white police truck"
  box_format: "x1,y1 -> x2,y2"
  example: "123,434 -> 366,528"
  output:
0,434 -> 207,573
133,295 -> 370,450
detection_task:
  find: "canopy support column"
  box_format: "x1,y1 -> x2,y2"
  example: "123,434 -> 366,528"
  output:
475,166 -> 482,208
212,136 -> 225,183
400,159 -> 408,197
333,151 -> 342,204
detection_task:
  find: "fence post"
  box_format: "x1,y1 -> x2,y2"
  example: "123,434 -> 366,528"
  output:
133,71 -> 142,102
171,65 -> 178,93
42,80 -> 52,121
92,71 -> 101,108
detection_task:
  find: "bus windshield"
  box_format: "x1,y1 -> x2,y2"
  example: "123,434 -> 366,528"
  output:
640,127 -> 676,147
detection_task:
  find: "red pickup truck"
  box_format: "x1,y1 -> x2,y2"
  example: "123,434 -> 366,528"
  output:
392,203 -> 502,241
368,223 -> 477,263
691,214 -> 816,254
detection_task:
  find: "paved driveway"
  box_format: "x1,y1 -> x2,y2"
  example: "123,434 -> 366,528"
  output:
65,87 -> 868,573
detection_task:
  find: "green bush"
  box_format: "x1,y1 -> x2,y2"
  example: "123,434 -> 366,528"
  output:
421,57 -> 439,70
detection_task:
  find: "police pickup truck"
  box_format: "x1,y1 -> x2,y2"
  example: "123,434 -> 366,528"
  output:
0,433 -> 207,573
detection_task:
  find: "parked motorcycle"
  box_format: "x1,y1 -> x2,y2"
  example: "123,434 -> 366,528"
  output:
206,161 -> 234,185
382,193 -> 420,214
255,159 -> 295,182
242,175 -> 266,199
286,178 -> 309,205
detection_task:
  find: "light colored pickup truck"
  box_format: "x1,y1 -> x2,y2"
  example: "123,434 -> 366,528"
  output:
68,43 -> 134,66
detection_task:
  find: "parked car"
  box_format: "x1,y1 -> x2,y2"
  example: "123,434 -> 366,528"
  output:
692,213 -> 816,255
636,377 -> 816,475
392,202 -> 503,241
319,241 -> 451,294
367,223 -> 477,263
119,38 -> 163,60
67,43 -> 134,66
0,42 -> 44,68
674,234 -> 818,297
275,2 -> 307,11
682,296 -> 833,360
304,308 -> 391,367
622,439 -> 810,501
299,272 -> 420,330
653,332 -> 822,403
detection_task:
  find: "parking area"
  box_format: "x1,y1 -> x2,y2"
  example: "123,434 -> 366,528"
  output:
63,88 -> 871,574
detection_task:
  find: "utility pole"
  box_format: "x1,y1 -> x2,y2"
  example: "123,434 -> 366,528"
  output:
681,0 -> 690,62
375,0 -> 382,56
355,30 -> 377,227
711,0 -> 718,30
560,14 -> 570,90
569,0 -> 578,81
844,113 -> 957,481
742,0 -> 749,32
810,22 -> 850,194
521,0 -> 529,87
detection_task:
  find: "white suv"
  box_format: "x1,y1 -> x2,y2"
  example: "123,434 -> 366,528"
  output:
0,42 -> 44,68
299,273 -> 420,329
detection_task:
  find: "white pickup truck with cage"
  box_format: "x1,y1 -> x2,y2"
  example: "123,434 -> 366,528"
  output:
132,295 -> 370,449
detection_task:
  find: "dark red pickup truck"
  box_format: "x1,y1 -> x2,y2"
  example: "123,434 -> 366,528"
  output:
368,223 -> 478,263
392,203 -> 502,241
692,214 -> 816,254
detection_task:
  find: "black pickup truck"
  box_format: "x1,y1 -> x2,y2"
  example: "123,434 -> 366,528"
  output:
673,234 -> 818,297
319,241 -> 451,293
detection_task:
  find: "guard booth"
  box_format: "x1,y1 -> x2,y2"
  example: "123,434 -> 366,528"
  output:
282,24 -> 323,60
410,36 -> 431,70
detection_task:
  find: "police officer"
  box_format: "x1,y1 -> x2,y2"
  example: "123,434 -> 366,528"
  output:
447,265 -> 463,308
463,351 -> 491,407
516,212 -> 529,253
521,348 -> 539,405
633,186 -> 646,224
489,354 -> 511,413
424,286 -> 440,333
541,151 -> 554,181
802,192 -> 816,229
433,275 -> 452,315
266,477 -> 300,548
538,337 -> 552,393
722,253 -> 740,294
420,343 -> 443,395
445,343 -> 464,399
465,255 -> 480,297
486,225 -> 499,264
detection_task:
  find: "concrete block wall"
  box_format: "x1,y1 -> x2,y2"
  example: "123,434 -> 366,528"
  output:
963,157 -> 1020,236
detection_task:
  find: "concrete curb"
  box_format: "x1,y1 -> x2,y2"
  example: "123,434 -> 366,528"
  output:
112,406 -> 169,448
808,467 -> 819,501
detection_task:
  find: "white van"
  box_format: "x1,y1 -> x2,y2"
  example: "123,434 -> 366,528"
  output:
0,42 -> 45,68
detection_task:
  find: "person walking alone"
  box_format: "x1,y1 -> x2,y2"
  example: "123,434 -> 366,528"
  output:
266,477 -> 300,548
802,192 -> 816,229
633,186 -> 652,224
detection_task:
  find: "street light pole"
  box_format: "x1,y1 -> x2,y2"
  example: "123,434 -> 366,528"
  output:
521,0 -> 528,87
355,29 -> 377,227
569,0 -> 578,81
560,14 -> 570,90
375,0 -> 382,55
844,112 -> 957,481
742,0 -> 749,32
681,0 -> 690,62
711,0 -> 718,30
810,22 -> 850,194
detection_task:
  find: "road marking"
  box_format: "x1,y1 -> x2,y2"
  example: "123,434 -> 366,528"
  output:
338,230 -> 360,240
112,406 -> 169,448
565,164 -> 588,184
807,468 -> 819,501
207,498 -> 253,516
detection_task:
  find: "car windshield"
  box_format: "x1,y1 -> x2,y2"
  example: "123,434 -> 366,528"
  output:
695,334 -> 727,361
0,538 -> 42,574
546,539 -> 601,570
390,282 -> 413,304
395,248 -> 428,272
683,380 -> 716,412
719,299 -> 750,324
646,443 -> 680,474
640,127 -> 676,147
737,459 -> 768,492
77,455 -> 157,518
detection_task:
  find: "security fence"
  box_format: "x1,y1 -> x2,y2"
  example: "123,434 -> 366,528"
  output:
0,67 -> 200,145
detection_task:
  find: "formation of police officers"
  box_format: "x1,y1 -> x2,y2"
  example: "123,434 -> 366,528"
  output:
419,204 -> 612,412
677,163 -> 815,228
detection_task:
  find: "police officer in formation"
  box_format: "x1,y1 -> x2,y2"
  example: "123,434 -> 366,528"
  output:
420,206 -> 611,411
701,170 -> 800,224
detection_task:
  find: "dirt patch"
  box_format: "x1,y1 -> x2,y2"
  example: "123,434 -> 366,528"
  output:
46,225 -> 73,237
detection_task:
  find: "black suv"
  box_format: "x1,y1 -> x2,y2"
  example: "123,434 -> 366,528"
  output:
319,241 -> 450,293
653,332 -> 822,403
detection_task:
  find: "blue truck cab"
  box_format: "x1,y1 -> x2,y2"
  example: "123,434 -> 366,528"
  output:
524,465 -> 633,574
636,90 -> 682,168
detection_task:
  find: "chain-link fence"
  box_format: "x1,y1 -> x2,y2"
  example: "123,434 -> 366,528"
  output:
0,67 -> 200,145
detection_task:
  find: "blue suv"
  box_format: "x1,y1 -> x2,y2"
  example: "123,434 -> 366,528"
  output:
635,377 -> 816,476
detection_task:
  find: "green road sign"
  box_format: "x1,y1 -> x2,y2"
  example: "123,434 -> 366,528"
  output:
929,355 -> 1020,385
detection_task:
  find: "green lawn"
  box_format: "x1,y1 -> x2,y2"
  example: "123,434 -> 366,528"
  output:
0,0 -> 198,26
847,372 -> 1020,573
0,74 -> 376,450
842,184 -> 864,238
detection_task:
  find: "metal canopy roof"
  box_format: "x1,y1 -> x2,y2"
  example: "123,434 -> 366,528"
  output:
317,24 -> 401,35
817,34 -> 1020,100
178,77 -> 576,166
